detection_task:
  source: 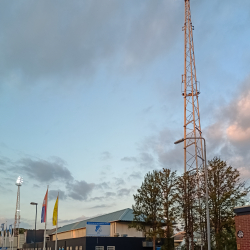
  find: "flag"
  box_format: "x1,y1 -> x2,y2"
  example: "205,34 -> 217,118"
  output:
41,189 -> 48,223
9,225 -> 12,236
1,223 -> 4,237
52,195 -> 58,226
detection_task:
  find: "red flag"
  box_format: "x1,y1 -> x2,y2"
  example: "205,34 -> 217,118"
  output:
41,189 -> 48,223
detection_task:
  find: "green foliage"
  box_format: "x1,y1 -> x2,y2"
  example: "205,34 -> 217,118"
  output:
131,157 -> 249,250
160,237 -> 175,250
130,171 -> 163,238
19,228 -> 27,234
158,169 -> 178,239
175,171 -> 199,250
130,169 -> 177,250
205,157 -> 249,249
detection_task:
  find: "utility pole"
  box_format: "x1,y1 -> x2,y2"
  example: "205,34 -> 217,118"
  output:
182,0 -> 204,249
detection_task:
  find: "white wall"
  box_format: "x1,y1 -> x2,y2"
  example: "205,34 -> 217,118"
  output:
51,222 -> 145,240
115,222 -> 145,237
52,228 -> 86,241
0,235 -> 24,250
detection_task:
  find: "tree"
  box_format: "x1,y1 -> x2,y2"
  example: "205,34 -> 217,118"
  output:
176,171 -> 199,250
158,169 -> 178,239
204,157 -> 250,249
130,170 -> 163,250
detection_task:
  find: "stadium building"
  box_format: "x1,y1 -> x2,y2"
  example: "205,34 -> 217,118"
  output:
23,208 -> 174,250
50,208 -> 144,240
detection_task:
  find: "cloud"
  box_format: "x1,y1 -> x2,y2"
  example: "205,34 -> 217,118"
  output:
129,172 -> 142,180
117,188 -> 131,197
225,90 -> 250,143
96,182 -> 111,190
100,151 -> 112,161
67,180 -> 95,201
133,126 -> 188,171
0,184 -> 12,193
59,215 -> 89,225
90,192 -> 116,201
203,77 -> 250,176
122,0 -> 182,70
90,203 -> 114,209
0,217 -> 32,229
114,178 -> 125,186
121,157 -> 137,162
105,192 -> 116,198
139,152 -> 155,169
0,0 -> 183,87
17,158 -> 73,183
49,189 -> 67,201
19,221 -> 33,229
142,105 -> 153,114
133,77 -> 250,175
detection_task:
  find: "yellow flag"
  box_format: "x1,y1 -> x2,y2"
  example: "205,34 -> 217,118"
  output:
52,196 -> 58,226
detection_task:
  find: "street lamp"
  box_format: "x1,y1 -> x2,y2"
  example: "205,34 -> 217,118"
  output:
30,202 -> 38,250
174,137 -> 211,250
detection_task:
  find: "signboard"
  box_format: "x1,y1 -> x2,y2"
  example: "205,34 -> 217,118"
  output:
86,222 -> 110,236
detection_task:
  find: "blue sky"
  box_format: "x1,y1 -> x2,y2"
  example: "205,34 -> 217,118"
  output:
0,0 -> 250,230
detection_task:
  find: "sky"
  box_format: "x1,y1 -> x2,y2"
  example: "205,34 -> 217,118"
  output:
0,0 -> 250,230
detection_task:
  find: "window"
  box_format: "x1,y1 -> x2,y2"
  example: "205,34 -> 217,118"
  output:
59,248 -> 61,250
79,246 -> 82,250
67,247 -> 69,250
107,247 -> 115,250
95,247 -> 104,250
75,246 -> 78,250
70,246 -> 72,250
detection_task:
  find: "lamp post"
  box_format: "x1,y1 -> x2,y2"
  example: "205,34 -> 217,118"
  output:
30,202 -> 38,250
174,137 -> 211,250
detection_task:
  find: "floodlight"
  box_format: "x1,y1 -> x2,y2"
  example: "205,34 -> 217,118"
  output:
15,176 -> 23,186
174,138 -> 185,144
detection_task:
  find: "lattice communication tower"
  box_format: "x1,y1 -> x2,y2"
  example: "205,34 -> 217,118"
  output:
14,176 -> 23,237
182,0 -> 203,173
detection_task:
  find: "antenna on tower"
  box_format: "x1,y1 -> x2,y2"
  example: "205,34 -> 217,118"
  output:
14,176 -> 23,237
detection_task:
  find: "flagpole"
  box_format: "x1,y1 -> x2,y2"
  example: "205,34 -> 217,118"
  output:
55,192 -> 59,250
5,222 -> 7,249
8,225 -> 10,250
43,186 -> 49,250
2,223 -> 4,249
11,225 -> 13,250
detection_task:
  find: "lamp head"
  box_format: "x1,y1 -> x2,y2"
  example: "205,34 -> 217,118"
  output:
30,202 -> 38,205
15,176 -> 23,186
174,138 -> 185,144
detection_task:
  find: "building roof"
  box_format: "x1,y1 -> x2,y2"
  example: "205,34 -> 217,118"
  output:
54,208 -> 134,234
46,228 -> 59,235
234,205 -> 250,215
173,232 -> 185,241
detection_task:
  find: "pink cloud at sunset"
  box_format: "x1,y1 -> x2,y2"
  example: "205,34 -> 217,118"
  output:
226,125 -> 250,142
226,89 -> 250,142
